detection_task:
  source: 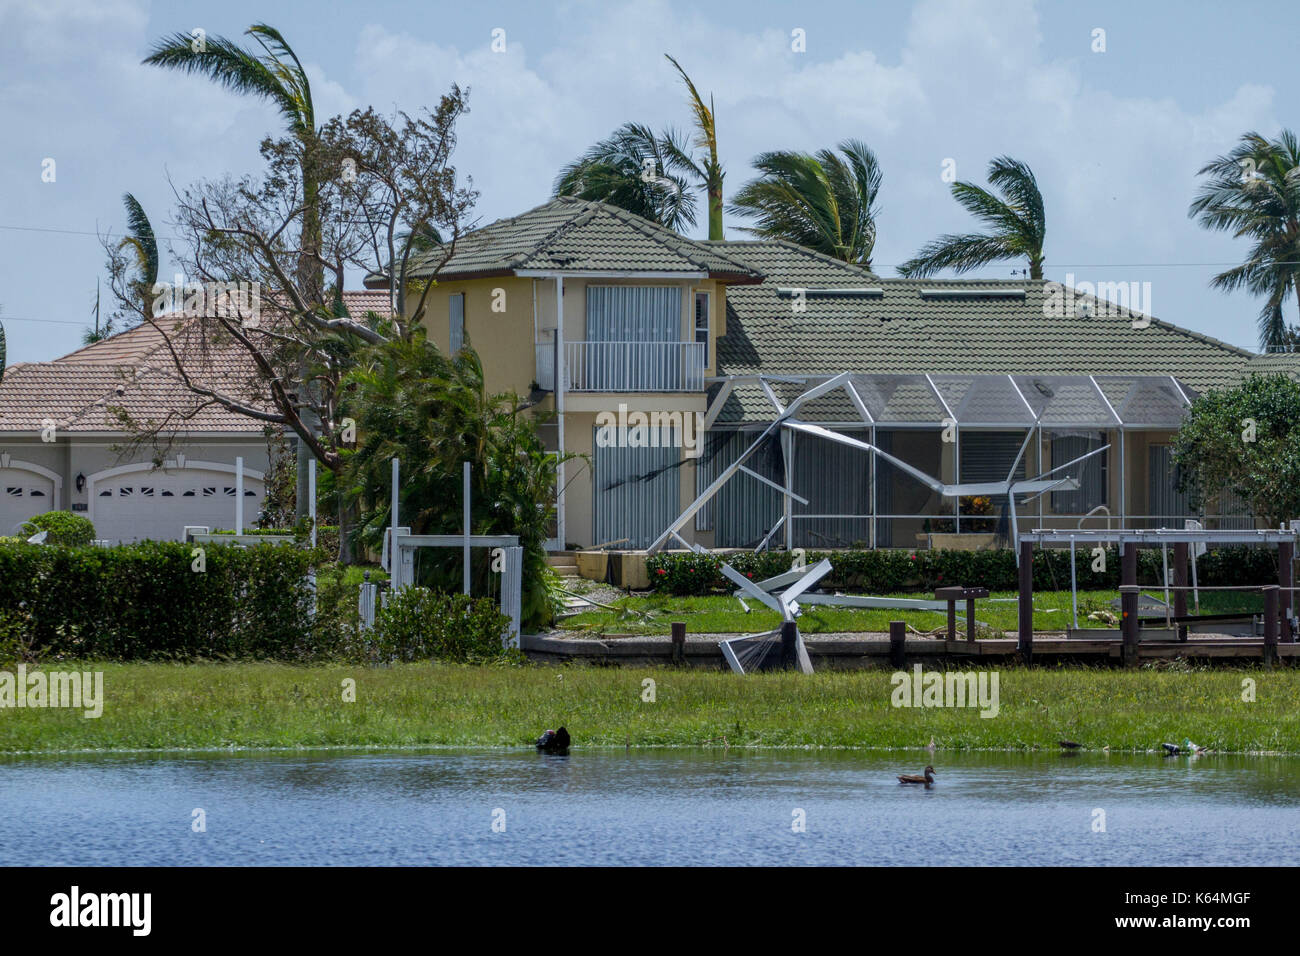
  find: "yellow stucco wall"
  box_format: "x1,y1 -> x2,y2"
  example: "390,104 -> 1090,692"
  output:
406,274 -> 725,547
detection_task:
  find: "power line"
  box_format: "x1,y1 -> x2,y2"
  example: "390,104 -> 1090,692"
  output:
0,315 -> 94,327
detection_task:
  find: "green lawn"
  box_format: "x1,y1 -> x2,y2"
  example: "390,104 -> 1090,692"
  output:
1,661 -> 1294,754
559,589 -> 1264,636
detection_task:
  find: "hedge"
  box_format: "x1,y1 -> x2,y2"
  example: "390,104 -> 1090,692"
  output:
645,546 -> 1281,596
0,540 -> 318,661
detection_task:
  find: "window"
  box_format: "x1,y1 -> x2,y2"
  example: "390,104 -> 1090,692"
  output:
30,489 -> 45,497
182,490 -> 196,497
161,490 -> 174,497
6,487 -> 22,497
118,487 -> 133,497
449,293 -> 465,352
141,487 -> 154,497
695,291 -> 710,367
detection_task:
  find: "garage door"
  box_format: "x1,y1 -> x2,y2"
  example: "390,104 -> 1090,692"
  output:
92,469 -> 265,544
0,470 -> 55,536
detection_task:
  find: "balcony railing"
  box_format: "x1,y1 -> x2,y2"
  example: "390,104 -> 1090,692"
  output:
535,340 -> 705,392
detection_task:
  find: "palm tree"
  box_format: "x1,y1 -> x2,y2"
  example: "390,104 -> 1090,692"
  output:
1189,129 -> 1300,352
143,24 -> 320,300
553,55 -> 724,238
118,193 -> 159,321
728,139 -> 882,268
553,123 -> 699,231
899,156 -> 1046,279
665,54 -> 724,240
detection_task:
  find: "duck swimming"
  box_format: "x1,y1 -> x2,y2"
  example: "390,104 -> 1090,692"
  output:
898,765 -> 936,787
536,727 -> 571,754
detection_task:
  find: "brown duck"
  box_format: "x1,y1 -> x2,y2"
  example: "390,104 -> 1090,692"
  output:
898,765 -> 936,787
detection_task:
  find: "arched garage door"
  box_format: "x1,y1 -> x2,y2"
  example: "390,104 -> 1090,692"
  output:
91,467 -> 265,544
0,470 -> 56,536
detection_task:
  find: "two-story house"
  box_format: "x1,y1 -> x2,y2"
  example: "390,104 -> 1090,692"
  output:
377,197 -> 1299,553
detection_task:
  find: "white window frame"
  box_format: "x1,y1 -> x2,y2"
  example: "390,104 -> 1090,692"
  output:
694,291 -> 710,367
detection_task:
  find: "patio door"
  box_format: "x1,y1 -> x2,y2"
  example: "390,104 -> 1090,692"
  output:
585,286 -> 681,390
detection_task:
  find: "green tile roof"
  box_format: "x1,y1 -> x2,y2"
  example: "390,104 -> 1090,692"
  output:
392,197 -> 763,282
711,240 -> 1263,424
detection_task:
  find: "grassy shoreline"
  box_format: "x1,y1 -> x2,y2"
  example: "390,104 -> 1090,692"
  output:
1,661 -> 1297,755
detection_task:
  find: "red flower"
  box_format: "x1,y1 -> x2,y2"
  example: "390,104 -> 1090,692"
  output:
656,568 -> 667,575
746,572 -> 753,578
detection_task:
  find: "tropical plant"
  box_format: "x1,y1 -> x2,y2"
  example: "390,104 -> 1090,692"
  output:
898,156 -> 1047,279
1189,129 -> 1300,352
665,54 -> 724,240
144,23 -> 322,301
553,123 -> 699,231
92,193 -> 159,346
553,54 -> 724,238
729,139 -> 883,267
340,331 -> 575,629
1171,374 -> 1300,528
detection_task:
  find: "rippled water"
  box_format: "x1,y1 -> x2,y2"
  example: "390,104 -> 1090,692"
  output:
0,748 -> 1297,865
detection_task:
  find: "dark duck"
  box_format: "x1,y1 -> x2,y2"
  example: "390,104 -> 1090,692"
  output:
536,727 -> 571,754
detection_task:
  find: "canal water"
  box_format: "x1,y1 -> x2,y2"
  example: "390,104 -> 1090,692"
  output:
1,748 -> 1296,865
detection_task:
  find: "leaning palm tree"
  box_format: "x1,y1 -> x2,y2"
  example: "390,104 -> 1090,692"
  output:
1189,129 -> 1300,352
553,123 -> 699,231
143,24 -> 320,300
118,193 -> 159,322
899,156 -> 1046,279
664,54 -> 724,240
728,139 -> 883,268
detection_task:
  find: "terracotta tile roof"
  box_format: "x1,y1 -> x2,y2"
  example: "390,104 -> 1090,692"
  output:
0,315 -> 273,435
341,290 -> 394,318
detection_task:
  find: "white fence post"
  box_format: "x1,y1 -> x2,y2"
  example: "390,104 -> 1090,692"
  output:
235,456 -> 244,534
501,545 -> 523,648
359,570 -> 377,630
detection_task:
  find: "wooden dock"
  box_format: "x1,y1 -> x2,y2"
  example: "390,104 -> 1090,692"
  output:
523,630 -> 1300,668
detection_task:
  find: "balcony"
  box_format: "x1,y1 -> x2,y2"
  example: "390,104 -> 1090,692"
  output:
535,340 -> 705,392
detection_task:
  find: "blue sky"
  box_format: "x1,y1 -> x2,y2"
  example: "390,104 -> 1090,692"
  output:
0,0 -> 1293,362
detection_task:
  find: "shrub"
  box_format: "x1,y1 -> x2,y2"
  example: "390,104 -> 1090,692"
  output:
372,587 -> 518,663
0,540 -> 316,661
22,510 -> 95,547
646,551 -> 722,595
643,546 -> 1281,596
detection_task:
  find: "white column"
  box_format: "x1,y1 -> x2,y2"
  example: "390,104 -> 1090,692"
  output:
782,428 -> 794,550
235,457 -> 244,534
555,275 -> 566,550
308,458 -> 317,548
